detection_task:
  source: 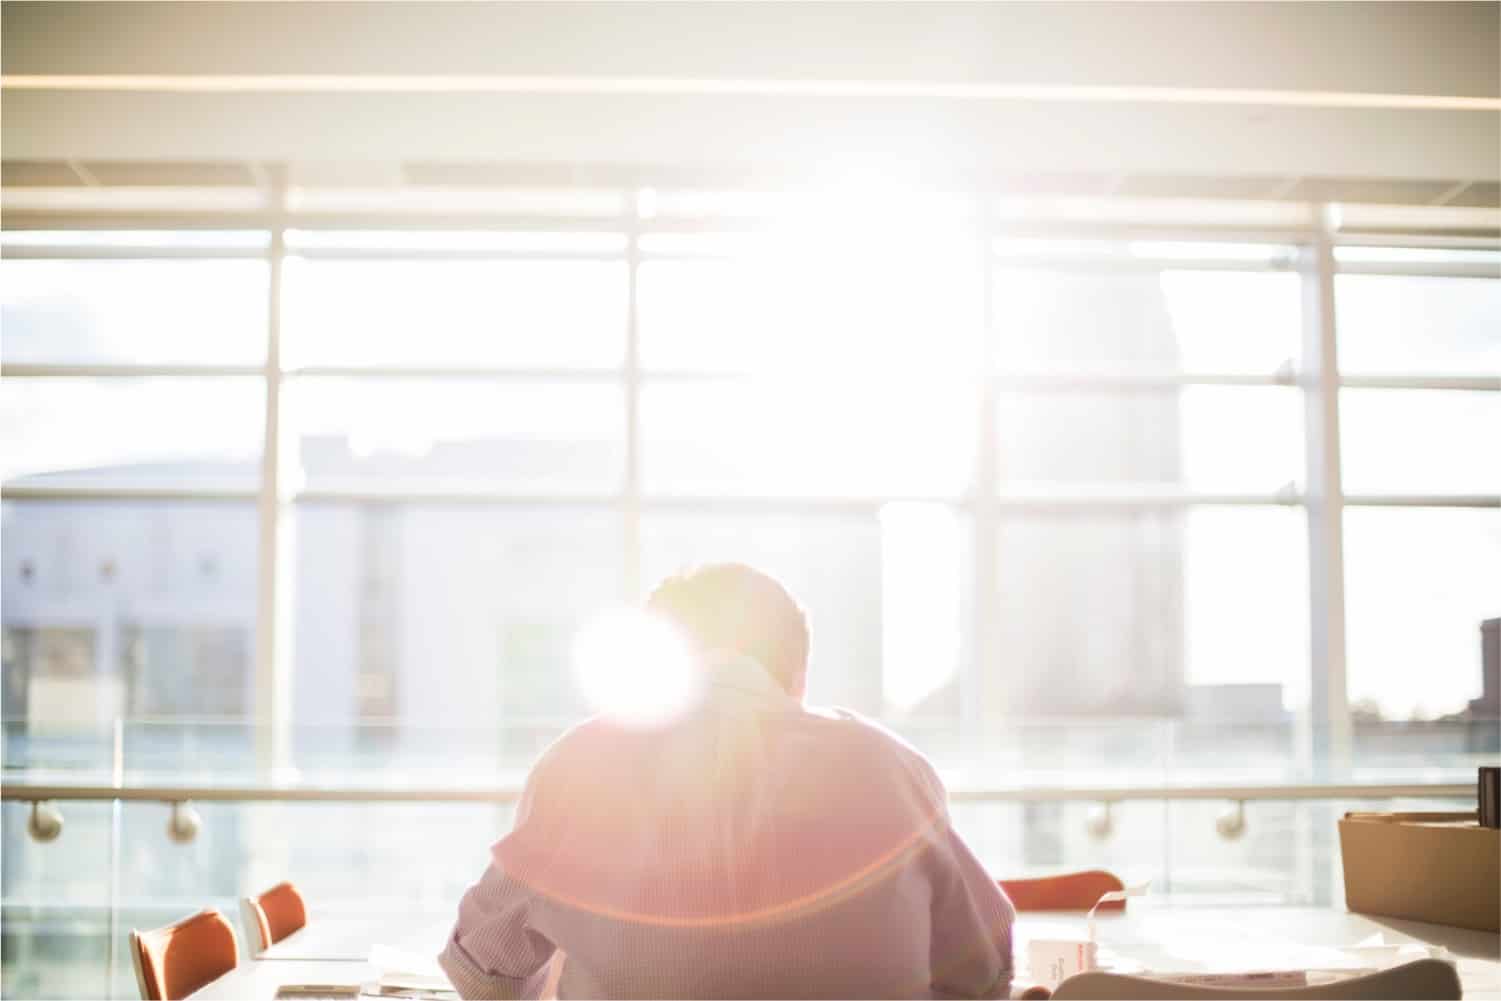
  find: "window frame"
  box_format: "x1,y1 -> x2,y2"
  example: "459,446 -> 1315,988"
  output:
2,195 -> 1497,778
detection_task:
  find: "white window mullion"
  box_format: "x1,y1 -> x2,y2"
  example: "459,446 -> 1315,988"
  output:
623,209 -> 643,603
254,175 -> 294,779
1297,207 -> 1353,906
972,204 -> 1003,744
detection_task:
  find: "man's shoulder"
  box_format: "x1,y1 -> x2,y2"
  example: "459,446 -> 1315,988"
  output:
527,707 -> 947,805
529,714 -> 624,770
801,706 -> 947,797
814,705 -> 923,752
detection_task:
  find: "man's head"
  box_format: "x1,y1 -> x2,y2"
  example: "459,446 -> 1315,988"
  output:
646,563 -> 810,699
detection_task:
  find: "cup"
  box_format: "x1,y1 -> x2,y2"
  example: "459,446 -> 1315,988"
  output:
1479,766 -> 1499,829
1027,938 -> 1098,989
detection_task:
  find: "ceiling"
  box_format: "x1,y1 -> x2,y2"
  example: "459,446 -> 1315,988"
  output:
2,2 -> 1498,192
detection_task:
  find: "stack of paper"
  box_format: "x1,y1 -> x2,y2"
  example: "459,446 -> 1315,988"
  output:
364,945 -> 456,999
1140,933 -> 1453,988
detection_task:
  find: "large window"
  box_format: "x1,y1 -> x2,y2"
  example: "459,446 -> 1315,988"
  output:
1333,255 -> 1501,727
2,199 -> 1497,995
3,213 -> 1496,754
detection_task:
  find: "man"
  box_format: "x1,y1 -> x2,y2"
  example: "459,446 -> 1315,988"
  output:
440,563 -> 1014,999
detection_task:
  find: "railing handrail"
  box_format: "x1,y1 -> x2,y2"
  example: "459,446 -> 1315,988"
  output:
0,780 -> 1474,805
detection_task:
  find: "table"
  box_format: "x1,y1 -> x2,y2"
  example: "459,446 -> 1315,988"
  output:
1018,906 -> 1501,998
190,905 -> 1501,999
191,959 -> 383,1001
192,913 -> 452,1001
258,913 -> 452,961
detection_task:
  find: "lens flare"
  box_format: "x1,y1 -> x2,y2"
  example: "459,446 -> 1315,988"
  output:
571,608 -> 702,727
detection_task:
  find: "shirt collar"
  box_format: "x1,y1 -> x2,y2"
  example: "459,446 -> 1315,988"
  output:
702,651 -> 798,710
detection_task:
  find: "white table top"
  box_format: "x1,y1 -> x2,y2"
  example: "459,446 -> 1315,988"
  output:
1019,905 -> 1501,998
191,959 -> 383,1001
257,913 -> 452,962
191,912 -> 453,1001
191,904 -> 1501,1000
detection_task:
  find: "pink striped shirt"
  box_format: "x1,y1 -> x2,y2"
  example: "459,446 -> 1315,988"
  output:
440,657 -> 1014,999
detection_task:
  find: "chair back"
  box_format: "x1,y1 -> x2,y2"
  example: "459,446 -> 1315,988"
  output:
999,870 -> 1127,912
1050,958 -> 1461,1000
128,909 -> 239,1001
242,880 -> 308,953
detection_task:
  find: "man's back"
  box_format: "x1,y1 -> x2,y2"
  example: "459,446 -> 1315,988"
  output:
441,657 -> 1014,999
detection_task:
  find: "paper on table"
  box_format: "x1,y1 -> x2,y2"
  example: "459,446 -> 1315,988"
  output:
1320,933 -> 1452,974
367,944 -> 450,991
1138,933 -> 1456,988
1086,881 -> 1150,942
1152,971 -> 1309,989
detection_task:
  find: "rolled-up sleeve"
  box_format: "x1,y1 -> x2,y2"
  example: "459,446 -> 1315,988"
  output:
440,764 -> 559,1000
928,819 -> 1015,999
439,861 -> 556,1000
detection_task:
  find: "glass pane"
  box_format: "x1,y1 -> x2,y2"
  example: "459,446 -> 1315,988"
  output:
995,268 -> 1300,373
643,379 -> 976,496
0,259 -> 269,365
997,387 -> 1303,491
638,236 -> 982,372
880,503 -> 967,722
1183,507 -> 1310,709
2,498 -> 259,748
1340,388 -> 1501,494
282,258 -> 626,368
1156,796 -> 1477,906
951,798 -> 1166,889
1345,507 -> 1501,722
1336,274 -> 1501,375
291,504 -> 623,778
995,508 -> 1308,718
641,513 -> 888,716
2,799 -> 114,999
0,378 -> 264,487
1158,270 -> 1302,372
282,378 -> 623,494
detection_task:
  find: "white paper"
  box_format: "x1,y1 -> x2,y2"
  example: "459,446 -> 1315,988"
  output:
1086,881 -> 1150,942
368,944 -> 447,982
1027,939 -> 1099,989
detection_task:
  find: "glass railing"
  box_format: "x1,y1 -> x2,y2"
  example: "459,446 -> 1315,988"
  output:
1,716 -> 1490,999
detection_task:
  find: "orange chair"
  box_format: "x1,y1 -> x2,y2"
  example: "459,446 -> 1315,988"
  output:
128,909 -> 239,1001
239,880 -> 308,955
999,869 -> 1127,912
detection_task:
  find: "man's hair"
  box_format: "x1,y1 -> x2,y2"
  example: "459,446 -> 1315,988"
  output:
646,563 -> 810,696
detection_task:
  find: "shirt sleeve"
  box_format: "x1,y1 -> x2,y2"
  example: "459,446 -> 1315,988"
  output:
439,862 -> 557,1000
439,768 -> 560,1000
926,807 -> 1016,998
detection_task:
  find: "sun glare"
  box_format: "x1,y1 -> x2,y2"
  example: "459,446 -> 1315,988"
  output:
727,171 -> 979,376
571,608 -> 703,727
881,502 -> 962,712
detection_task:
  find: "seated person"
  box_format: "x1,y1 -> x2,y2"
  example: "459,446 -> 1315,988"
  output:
440,563 -> 1014,999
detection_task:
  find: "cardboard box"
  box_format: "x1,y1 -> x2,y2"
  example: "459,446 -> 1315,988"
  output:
1339,811 -> 1500,932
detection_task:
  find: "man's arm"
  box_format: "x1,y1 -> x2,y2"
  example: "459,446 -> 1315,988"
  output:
927,819 -> 1016,999
440,762 -> 560,1000
439,862 -> 557,1000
